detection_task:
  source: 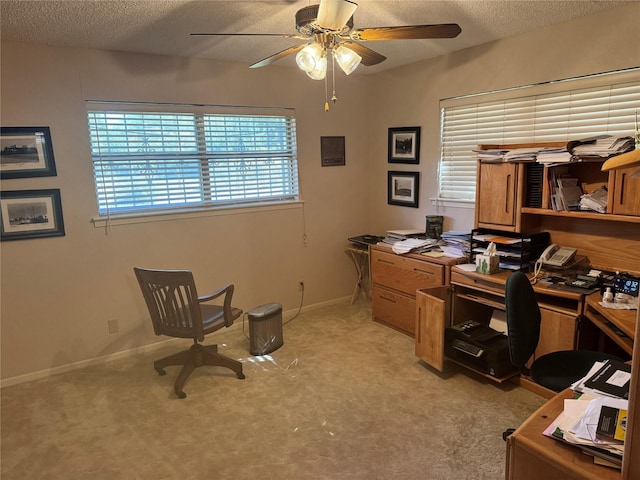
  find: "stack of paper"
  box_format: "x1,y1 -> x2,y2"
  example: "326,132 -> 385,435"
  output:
569,135 -> 635,159
536,147 -> 572,164
579,186 -> 608,213
439,231 -> 471,258
542,359 -> 632,469
391,238 -> 437,255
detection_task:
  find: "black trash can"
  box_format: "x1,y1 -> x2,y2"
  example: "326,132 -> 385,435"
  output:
248,303 -> 284,355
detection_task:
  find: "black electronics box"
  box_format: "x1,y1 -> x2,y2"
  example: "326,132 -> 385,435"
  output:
444,321 -> 516,378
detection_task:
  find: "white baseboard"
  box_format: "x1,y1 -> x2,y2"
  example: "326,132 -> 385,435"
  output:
0,296 -> 353,388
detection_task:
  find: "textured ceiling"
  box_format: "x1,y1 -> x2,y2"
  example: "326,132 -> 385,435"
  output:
0,0 -> 634,74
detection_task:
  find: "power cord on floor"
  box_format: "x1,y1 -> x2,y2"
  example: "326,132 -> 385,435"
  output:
241,282 -> 305,339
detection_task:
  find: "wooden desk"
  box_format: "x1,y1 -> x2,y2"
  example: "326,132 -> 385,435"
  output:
584,293 -> 636,356
505,388 -> 622,480
416,267 -> 585,393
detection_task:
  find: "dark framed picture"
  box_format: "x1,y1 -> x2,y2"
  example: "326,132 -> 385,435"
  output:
388,126 -> 421,164
0,189 -> 65,241
321,136 -> 346,166
388,171 -> 419,208
0,126 -> 57,179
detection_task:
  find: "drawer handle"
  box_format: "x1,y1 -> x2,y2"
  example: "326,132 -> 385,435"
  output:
378,259 -> 395,265
380,295 -> 397,304
414,268 -> 435,276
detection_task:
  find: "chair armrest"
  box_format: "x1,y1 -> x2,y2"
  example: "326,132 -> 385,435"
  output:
198,284 -> 237,327
198,284 -> 233,303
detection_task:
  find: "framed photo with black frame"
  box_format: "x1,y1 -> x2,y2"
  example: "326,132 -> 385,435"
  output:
0,189 -> 65,241
320,136 -> 346,166
388,126 -> 420,164
388,171 -> 419,208
0,126 -> 57,179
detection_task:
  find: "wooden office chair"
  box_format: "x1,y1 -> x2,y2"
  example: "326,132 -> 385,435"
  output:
134,267 -> 245,398
505,271 -> 619,393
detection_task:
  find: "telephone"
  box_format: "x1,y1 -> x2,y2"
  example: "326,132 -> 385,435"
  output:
538,244 -> 577,267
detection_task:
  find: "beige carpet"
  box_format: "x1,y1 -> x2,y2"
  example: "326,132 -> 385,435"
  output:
1,300 -> 544,479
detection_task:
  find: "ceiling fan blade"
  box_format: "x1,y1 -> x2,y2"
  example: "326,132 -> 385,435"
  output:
191,33 -> 301,39
249,44 -> 306,69
350,24 -> 461,41
317,0 -> 358,31
342,41 -> 386,66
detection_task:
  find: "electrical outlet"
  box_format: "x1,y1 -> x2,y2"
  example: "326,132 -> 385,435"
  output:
107,318 -> 119,334
299,281 -> 305,291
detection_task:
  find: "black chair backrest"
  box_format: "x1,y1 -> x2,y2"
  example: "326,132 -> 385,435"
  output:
505,271 -> 541,369
134,268 -> 204,341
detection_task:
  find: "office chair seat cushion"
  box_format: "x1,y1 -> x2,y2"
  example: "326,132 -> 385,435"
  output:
201,305 -> 242,333
531,350 -> 621,392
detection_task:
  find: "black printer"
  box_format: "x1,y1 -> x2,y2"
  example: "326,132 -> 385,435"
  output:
444,320 -> 517,378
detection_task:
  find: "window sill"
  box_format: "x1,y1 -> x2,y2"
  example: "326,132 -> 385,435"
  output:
91,201 -> 304,228
429,198 -> 475,209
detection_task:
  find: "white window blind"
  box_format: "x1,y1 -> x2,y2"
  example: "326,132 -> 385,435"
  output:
87,103 -> 299,216
439,69 -> 640,201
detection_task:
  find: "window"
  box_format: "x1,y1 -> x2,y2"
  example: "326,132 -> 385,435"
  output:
439,69 -> 640,202
87,102 -> 299,217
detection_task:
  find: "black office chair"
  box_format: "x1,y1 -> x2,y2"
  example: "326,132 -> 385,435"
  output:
505,270 -> 620,393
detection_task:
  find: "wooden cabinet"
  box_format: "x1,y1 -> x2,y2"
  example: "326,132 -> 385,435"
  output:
370,245 -> 458,337
475,162 -> 520,231
416,268 -> 583,388
612,166 -> 640,215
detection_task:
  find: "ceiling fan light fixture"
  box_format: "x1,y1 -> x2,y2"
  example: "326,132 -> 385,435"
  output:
317,0 -> 358,31
296,42 -> 324,72
305,56 -> 327,80
334,44 -> 361,75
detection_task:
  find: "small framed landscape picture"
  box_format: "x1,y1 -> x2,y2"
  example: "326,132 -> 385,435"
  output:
388,126 -> 420,164
0,189 -> 65,241
320,136 -> 346,167
388,171 -> 419,208
0,126 -> 57,179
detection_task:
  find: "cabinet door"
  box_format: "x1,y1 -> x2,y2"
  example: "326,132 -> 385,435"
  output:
612,166 -> 640,216
415,287 -> 450,372
532,308 -> 577,362
476,162 -> 518,227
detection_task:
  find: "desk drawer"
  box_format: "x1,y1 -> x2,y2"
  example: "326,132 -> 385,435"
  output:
372,285 -> 416,337
372,250 -> 444,296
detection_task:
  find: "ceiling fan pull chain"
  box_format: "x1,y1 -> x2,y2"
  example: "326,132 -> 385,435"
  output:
324,72 -> 329,112
331,51 -> 338,104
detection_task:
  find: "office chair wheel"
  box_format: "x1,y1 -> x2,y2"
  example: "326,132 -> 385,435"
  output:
156,368 -> 167,376
174,386 -> 187,399
237,372 -> 246,380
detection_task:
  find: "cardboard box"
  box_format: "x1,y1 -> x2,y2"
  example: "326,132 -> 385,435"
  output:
476,254 -> 499,274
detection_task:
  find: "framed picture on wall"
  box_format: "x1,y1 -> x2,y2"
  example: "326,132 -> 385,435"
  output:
388,171 -> 419,208
0,189 -> 65,241
388,126 -> 420,164
0,126 -> 57,179
320,136 -> 346,166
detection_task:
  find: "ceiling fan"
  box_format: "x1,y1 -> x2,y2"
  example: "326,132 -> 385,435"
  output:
192,0 -> 461,110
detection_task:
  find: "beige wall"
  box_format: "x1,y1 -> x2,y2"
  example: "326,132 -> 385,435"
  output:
367,3 -> 640,235
0,43 -> 374,382
2,2 -> 639,383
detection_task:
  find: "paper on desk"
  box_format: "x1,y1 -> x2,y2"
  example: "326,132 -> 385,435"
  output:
391,238 -> 436,255
456,263 -> 478,272
569,396 -> 628,444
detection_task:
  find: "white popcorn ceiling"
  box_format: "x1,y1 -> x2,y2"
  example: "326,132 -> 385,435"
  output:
0,0 -> 634,74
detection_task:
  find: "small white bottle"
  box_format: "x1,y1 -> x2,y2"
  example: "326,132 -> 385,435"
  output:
603,287 -> 614,303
